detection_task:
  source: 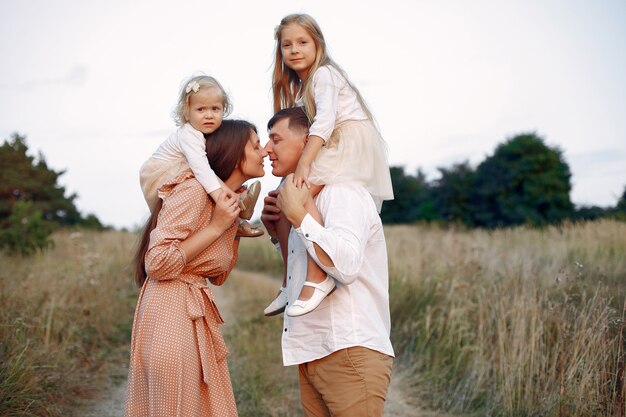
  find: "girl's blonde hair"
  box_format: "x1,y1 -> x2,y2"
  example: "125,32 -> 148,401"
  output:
173,74 -> 232,126
272,14 -> 374,124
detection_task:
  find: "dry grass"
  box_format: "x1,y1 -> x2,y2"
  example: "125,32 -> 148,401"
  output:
386,220 -> 626,416
215,270 -> 303,417
0,230 -> 138,416
236,220 -> 626,416
1,220 -> 624,416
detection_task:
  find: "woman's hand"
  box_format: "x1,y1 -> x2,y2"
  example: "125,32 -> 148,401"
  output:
221,184 -> 237,199
211,192 -> 240,233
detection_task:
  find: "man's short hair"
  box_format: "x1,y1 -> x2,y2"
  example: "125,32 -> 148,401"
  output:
267,107 -> 310,134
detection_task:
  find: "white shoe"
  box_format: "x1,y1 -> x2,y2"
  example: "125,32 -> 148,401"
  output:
264,287 -> 287,316
286,277 -> 336,317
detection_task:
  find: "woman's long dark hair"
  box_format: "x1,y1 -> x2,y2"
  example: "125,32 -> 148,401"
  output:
134,120 -> 257,287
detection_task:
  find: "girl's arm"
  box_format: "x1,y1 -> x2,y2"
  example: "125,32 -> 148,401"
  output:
293,67 -> 342,188
293,135 -> 324,188
178,125 -> 227,199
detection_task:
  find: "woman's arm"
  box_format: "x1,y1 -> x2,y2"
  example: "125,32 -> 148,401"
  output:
208,238 -> 240,286
145,181 -> 239,280
179,191 -> 239,260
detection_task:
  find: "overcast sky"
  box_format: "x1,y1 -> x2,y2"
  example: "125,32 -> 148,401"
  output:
1,0 -> 625,229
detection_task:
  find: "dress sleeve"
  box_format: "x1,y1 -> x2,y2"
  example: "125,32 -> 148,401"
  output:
308,66 -> 341,142
145,179 -> 206,280
179,126 -> 222,195
208,239 -> 240,286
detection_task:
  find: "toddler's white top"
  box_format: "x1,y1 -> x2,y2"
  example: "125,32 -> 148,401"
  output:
297,65 -> 368,142
151,123 -> 221,194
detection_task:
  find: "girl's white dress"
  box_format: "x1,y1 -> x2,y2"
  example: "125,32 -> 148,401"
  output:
299,65 -> 394,212
139,123 -> 221,212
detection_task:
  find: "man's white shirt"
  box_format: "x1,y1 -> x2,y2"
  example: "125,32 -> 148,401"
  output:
280,183 -> 394,366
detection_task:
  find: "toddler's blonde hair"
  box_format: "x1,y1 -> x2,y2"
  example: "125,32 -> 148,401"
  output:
173,74 -> 232,126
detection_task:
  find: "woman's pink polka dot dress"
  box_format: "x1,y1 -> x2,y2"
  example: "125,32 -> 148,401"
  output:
125,171 -> 239,416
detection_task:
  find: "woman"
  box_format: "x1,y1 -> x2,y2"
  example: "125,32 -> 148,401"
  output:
125,120 -> 267,416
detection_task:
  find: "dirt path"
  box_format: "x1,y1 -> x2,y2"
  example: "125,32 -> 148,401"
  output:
78,269 -> 449,417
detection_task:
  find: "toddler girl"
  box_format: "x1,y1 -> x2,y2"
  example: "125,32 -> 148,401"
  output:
264,14 -> 393,317
140,75 -> 262,237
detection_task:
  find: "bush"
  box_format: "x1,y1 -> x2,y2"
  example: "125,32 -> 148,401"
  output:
0,201 -> 54,255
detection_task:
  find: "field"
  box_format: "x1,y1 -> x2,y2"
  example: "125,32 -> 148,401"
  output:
0,230 -> 138,416
1,220 -> 624,416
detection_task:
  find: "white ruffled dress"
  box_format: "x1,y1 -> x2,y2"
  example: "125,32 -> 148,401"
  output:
298,66 -> 394,212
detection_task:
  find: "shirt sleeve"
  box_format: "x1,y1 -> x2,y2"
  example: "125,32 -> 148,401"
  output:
178,126 -> 222,195
308,66 -> 342,142
145,180 -> 205,280
294,186 -> 373,285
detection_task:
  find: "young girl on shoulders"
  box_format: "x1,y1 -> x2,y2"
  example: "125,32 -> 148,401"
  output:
264,14 -> 394,317
140,75 -> 262,237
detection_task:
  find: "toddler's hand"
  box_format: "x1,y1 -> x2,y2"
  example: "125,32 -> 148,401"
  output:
212,192 -> 240,233
293,162 -> 311,189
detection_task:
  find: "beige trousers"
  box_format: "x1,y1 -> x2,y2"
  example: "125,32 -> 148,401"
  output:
298,346 -> 393,417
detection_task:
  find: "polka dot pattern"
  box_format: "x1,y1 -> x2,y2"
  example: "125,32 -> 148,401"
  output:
125,170 -> 239,416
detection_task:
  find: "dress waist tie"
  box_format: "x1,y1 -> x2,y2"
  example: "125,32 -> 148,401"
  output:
179,274 -> 228,385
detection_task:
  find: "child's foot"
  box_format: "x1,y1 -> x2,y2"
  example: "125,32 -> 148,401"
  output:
239,181 -> 261,220
286,276 -> 335,317
237,219 -> 264,238
264,286 -> 288,316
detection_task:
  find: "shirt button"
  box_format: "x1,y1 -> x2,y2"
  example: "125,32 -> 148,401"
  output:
288,276 -> 291,280
305,233 -> 309,237
284,328 -> 287,332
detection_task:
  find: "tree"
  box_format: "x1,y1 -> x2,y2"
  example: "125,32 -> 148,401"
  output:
572,205 -> 611,221
471,132 -> 574,228
611,186 -> 626,221
381,167 -> 439,224
0,133 -> 105,231
616,187 -> 626,212
433,161 -> 476,226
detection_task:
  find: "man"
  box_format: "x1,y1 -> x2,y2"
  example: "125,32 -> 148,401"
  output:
261,107 -> 394,416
